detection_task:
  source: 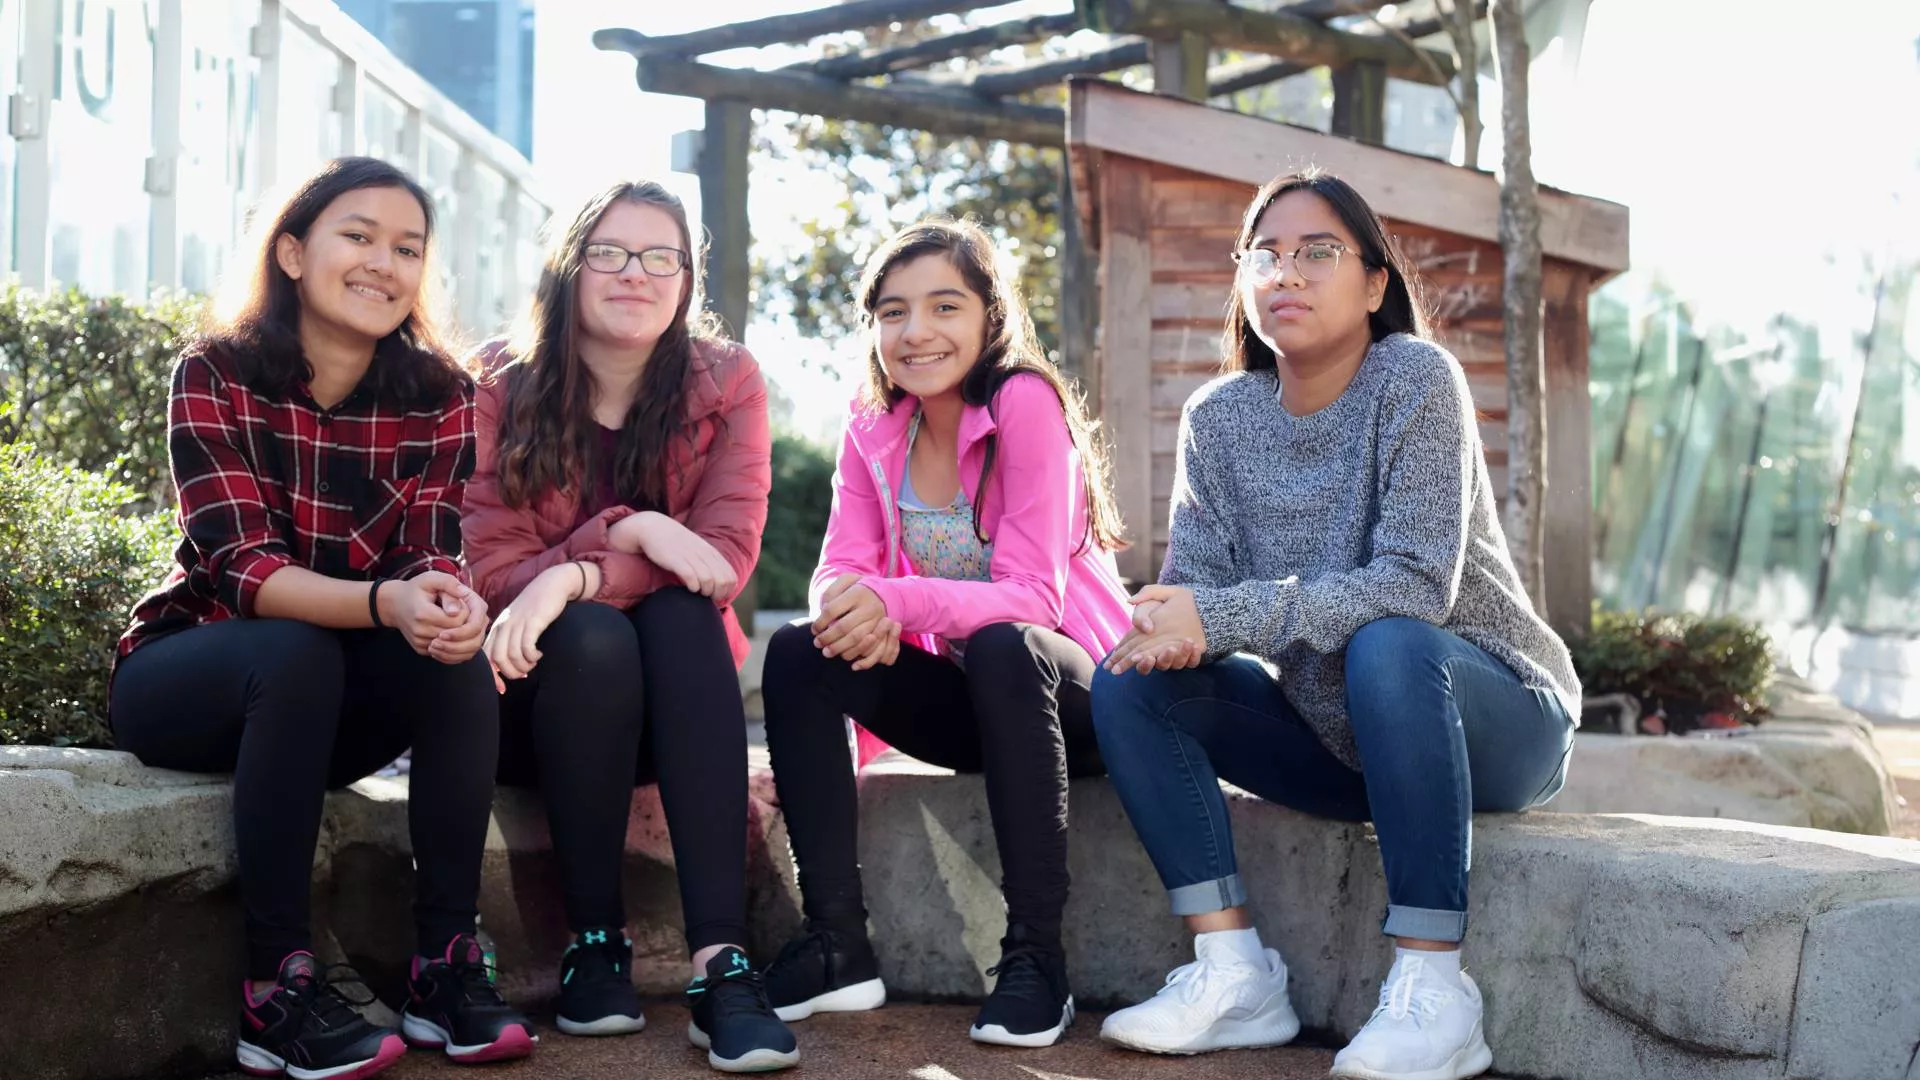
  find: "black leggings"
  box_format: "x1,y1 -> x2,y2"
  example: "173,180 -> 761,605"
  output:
109,619 -> 500,980
761,620 -> 1103,944
496,588 -> 750,954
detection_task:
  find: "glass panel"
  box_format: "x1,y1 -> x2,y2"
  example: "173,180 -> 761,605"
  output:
46,0 -> 153,296
177,0 -> 257,295
276,19 -> 343,183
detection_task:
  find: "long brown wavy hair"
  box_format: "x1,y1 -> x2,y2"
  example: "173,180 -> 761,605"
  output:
205,156 -> 463,405
858,218 -> 1127,553
483,181 -> 722,509
1223,170 -> 1430,373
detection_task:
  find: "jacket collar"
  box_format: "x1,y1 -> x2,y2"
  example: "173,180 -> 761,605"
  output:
846,390 -> 999,461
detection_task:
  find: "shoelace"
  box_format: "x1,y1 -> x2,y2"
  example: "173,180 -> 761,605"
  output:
1158,958 -> 1216,1005
770,927 -> 840,984
703,964 -> 777,1023
1373,958 -> 1453,1025
985,943 -> 1056,1004
442,955 -> 506,1007
282,965 -> 379,1032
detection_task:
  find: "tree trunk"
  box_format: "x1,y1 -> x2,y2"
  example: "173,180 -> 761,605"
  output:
1444,0 -> 1482,169
1491,0 -> 1545,613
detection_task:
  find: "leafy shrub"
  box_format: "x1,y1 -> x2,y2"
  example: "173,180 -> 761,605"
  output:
0,284 -> 202,506
0,445 -> 175,746
759,432 -> 835,610
1570,605 -> 1775,730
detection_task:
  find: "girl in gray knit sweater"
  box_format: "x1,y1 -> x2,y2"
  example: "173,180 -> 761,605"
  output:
1091,172 -> 1578,1080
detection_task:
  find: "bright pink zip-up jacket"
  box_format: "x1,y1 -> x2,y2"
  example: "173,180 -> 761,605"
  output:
810,371 -> 1133,662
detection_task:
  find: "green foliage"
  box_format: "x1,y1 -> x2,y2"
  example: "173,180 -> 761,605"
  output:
0,284 -> 203,506
760,432 -> 836,610
1571,605 -> 1776,726
0,445 -> 176,746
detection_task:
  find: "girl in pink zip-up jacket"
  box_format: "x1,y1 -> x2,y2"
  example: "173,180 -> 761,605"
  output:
758,219 -> 1133,1048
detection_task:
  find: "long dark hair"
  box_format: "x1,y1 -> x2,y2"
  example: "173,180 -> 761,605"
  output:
484,181 -> 721,510
1223,170 -> 1430,373
858,218 -> 1127,553
204,156 -> 462,404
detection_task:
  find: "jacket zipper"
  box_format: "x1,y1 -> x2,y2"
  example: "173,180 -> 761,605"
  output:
871,458 -> 899,577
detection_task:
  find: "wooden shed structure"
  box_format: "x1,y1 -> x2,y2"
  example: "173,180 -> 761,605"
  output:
1068,80 -> 1629,635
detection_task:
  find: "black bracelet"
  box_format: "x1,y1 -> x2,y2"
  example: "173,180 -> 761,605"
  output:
575,561 -> 590,600
368,578 -> 387,628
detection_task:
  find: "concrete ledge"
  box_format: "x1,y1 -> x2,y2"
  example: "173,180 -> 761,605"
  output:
856,755 -> 1920,1080
1547,727 -> 1899,834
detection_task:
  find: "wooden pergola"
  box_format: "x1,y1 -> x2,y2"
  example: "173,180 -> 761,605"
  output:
595,0 -> 1476,364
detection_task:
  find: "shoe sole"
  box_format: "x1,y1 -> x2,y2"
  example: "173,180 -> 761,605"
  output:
686,1021 -> 801,1072
1329,1026 -> 1494,1080
969,996 -> 1075,1048
772,977 -> 887,1022
1100,1000 -> 1302,1055
400,1012 -> 538,1063
556,1010 -> 648,1037
236,1034 -> 406,1080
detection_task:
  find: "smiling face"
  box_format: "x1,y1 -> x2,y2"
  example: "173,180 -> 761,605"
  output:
574,200 -> 690,352
871,253 -> 988,404
273,185 -> 427,346
1240,189 -> 1388,364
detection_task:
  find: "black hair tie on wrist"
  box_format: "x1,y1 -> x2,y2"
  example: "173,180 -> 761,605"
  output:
369,578 -> 387,628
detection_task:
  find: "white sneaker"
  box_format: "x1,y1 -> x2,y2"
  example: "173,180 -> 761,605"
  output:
1099,936 -> 1300,1055
1330,956 -> 1494,1080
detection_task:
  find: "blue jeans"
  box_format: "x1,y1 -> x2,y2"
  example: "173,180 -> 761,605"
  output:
1090,617 -> 1574,943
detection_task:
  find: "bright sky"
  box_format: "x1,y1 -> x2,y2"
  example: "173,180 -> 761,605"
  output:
530,0 -> 1920,438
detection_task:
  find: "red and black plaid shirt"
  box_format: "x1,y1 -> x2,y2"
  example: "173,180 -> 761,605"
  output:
118,345 -> 476,658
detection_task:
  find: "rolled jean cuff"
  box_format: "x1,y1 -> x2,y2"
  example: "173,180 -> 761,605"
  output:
1168,875 -> 1246,917
1382,904 -> 1467,943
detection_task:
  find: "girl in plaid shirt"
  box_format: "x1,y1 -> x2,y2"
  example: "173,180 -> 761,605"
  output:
111,158 -> 532,1078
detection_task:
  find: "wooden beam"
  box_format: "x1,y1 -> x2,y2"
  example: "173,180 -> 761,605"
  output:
634,56 -> 1065,146
1151,31 -> 1210,100
1207,57 -> 1308,97
927,39 -> 1150,97
1096,0 -> 1455,84
1274,0 -> 1397,20
801,14 -> 1080,79
1069,80 -> 1629,275
593,0 -> 1014,60
1329,59 -> 1387,143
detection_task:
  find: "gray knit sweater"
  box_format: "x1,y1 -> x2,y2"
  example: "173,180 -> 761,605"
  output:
1166,332 -> 1581,769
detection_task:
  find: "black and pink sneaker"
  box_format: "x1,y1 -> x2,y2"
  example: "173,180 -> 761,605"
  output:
236,952 -> 405,1080
400,933 -> 536,1064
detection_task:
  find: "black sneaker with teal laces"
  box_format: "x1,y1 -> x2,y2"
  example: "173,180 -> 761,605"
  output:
400,933 -> 537,1064
969,924 -> 1075,1048
556,927 -> 646,1036
236,951 -> 406,1080
686,946 -> 800,1072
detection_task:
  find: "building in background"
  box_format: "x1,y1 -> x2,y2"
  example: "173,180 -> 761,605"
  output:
0,0 -> 547,339
335,0 -> 534,159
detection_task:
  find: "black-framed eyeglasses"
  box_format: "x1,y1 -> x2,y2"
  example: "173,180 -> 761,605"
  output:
582,243 -> 688,277
1232,242 -> 1352,284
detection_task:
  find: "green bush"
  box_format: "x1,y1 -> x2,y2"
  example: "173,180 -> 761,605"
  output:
0,445 -> 175,746
1570,605 -> 1775,729
0,284 -> 202,506
760,432 -> 835,610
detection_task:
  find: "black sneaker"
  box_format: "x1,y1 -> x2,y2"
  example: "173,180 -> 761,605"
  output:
764,921 -> 887,1022
236,952 -> 405,1080
555,927 -> 646,1036
969,924 -> 1075,1048
686,946 -> 800,1072
401,933 -> 537,1064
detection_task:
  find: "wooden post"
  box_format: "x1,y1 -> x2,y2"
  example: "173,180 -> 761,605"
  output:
1098,158 -> 1156,584
699,99 -> 757,631
1542,263 -> 1593,638
1059,157 -> 1098,395
1151,31 -> 1209,100
1329,60 -> 1387,144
